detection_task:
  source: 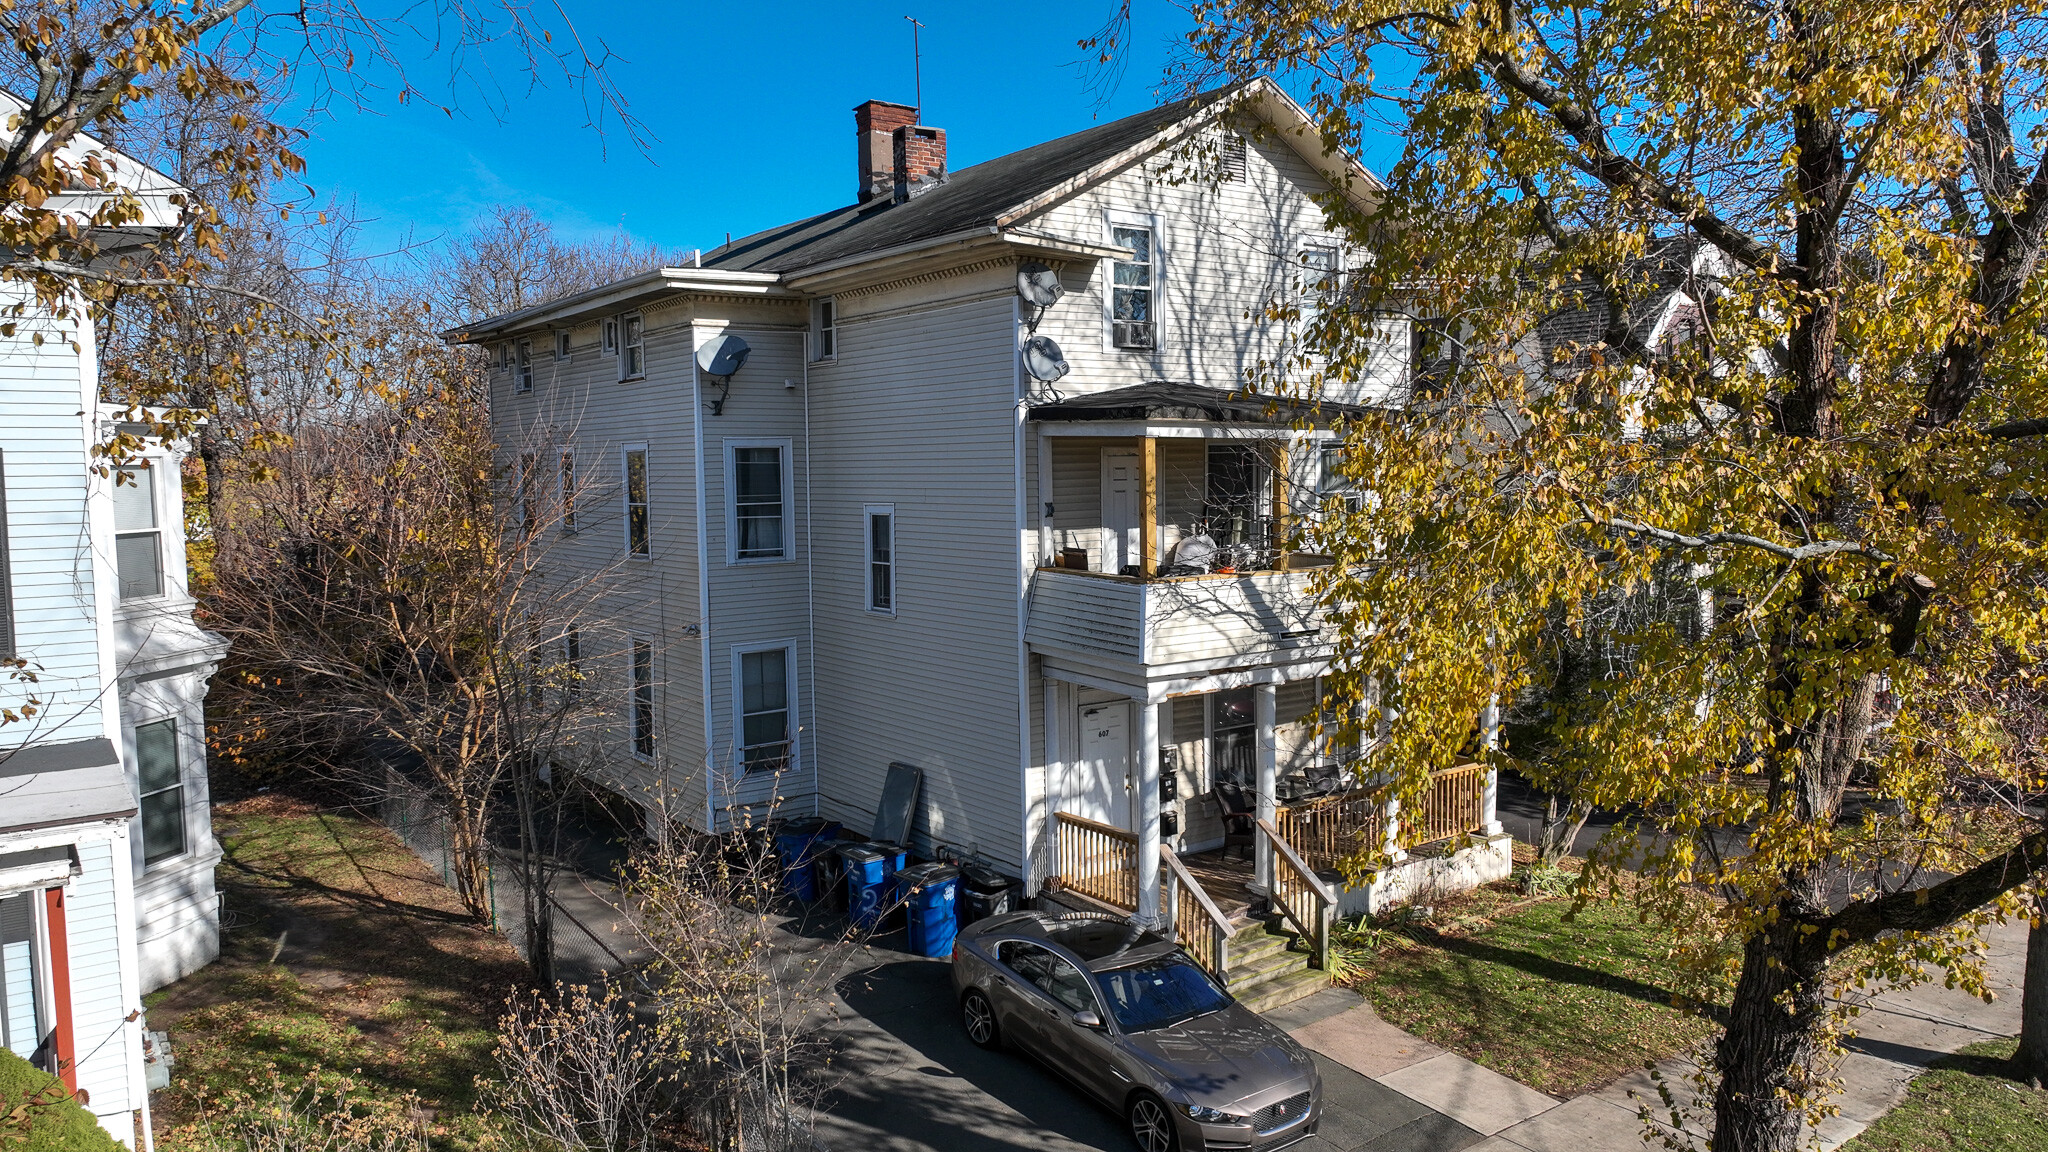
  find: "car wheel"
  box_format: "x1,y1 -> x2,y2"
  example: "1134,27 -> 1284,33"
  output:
961,988 -> 1000,1049
1127,1092 -> 1180,1152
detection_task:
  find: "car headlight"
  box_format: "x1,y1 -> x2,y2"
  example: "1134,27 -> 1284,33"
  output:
1179,1103 -> 1243,1124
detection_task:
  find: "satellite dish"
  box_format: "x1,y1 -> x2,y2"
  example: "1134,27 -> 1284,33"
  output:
696,333 -> 751,378
1022,335 -> 1069,383
1017,262 -> 1065,309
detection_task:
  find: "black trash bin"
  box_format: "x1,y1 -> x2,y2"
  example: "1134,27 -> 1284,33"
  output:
959,865 -> 1015,928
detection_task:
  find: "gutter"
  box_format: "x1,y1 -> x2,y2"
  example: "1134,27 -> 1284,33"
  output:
443,267 -> 797,344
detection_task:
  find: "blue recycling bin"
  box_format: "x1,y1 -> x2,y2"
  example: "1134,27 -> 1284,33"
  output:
895,863 -> 961,958
839,843 -> 907,928
772,818 -> 840,901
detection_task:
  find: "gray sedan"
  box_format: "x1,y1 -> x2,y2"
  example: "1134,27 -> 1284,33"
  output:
951,910 -> 1321,1152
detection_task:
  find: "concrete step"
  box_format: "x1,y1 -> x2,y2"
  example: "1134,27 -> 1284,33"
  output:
1234,965 -> 1331,1014
1224,939 -> 1307,989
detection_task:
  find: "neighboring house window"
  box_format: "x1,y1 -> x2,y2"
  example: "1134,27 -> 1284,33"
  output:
630,637 -> 654,759
602,318 -> 619,354
813,298 -> 836,360
136,718 -> 184,865
619,312 -> 645,379
0,451 -> 15,658
728,441 -> 789,562
1110,222 -> 1156,349
736,645 -> 792,773
559,451 -> 576,534
113,464 -> 163,600
623,446 -> 649,557
517,452 -> 538,535
1219,133 -> 1247,181
563,628 -> 581,699
555,331 -> 572,360
1301,247 -> 1341,321
865,504 -> 894,613
514,339 -> 533,393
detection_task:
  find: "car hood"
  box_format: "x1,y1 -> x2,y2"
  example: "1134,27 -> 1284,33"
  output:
1121,1005 -> 1314,1108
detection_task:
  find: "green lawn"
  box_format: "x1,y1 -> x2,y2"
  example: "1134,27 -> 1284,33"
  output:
1842,1039 -> 2048,1152
147,796 -> 525,1150
1342,888 -> 1725,1097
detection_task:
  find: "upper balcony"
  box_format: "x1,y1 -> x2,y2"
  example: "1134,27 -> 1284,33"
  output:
1026,382 -> 1359,673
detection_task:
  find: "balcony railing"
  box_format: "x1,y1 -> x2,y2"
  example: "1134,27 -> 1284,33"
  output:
1026,564 -> 1328,667
1275,762 -> 1490,872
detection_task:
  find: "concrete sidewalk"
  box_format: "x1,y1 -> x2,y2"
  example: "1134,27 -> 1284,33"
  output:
1282,918 -> 2028,1152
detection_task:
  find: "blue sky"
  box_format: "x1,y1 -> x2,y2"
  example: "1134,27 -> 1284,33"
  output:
294,3 -> 1400,258
300,3 -> 1186,255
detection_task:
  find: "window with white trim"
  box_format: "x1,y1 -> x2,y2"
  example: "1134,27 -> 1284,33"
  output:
623,446 -> 649,557
1301,247 -> 1341,322
113,464 -> 163,600
727,441 -> 790,563
555,331 -> 572,360
517,452 -> 538,535
619,312 -> 645,379
813,298 -> 836,361
559,451 -> 576,535
735,645 -> 793,773
514,339 -> 533,392
630,637 -> 655,759
602,318 -> 619,354
1108,218 -> 1157,349
864,504 -> 894,613
136,718 -> 184,865
563,628 -> 582,699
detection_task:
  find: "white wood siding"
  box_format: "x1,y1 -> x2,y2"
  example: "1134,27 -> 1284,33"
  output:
1026,567 -> 1324,667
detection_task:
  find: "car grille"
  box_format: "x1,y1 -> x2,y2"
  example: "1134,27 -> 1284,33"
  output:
1254,1090 -> 1313,1136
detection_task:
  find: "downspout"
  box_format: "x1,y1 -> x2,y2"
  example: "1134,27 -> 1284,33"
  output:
801,352 -> 820,818
1014,296 -> 1033,880
691,326 -> 717,832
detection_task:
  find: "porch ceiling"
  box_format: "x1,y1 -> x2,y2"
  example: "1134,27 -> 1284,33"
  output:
1028,381 -> 1371,428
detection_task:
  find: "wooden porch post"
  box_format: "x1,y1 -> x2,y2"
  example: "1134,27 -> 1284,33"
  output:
1480,694 -> 1504,835
1253,682 -> 1278,893
1269,437 -> 1290,570
1138,436 -> 1159,577
42,887 -> 74,1091
1136,699 -> 1163,924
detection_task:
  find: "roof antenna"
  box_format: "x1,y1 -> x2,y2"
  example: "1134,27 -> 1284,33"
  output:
905,16 -> 925,117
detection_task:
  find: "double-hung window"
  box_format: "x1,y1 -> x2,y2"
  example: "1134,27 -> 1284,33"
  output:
1301,247 -> 1341,323
514,339 -> 533,392
563,628 -> 582,699
736,646 -> 792,773
623,447 -> 650,557
629,638 -> 654,759
517,452 -> 538,535
554,331 -> 572,360
619,312 -> 645,379
136,718 -> 184,865
728,441 -> 789,562
559,451 -> 577,535
864,504 -> 894,613
602,318 -> 619,355
813,298 -> 836,360
113,465 -> 163,600
1109,221 -> 1157,349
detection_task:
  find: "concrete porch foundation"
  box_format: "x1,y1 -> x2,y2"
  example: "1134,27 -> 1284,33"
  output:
1334,832 -> 1515,919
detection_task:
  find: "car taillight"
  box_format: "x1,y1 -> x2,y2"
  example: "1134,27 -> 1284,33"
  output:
950,937 -> 962,962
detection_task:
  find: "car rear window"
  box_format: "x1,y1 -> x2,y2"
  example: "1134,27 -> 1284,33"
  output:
1093,955 -> 1233,1032
1044,919 -> 1150,960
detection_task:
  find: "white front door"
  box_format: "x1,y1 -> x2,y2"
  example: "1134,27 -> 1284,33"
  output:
1101,450 -> 1138,573
1070,701 -> 1133,830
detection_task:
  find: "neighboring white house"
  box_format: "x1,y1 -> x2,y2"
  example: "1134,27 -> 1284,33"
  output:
0,109 -> 227,1142
458,79 -> 1507,1007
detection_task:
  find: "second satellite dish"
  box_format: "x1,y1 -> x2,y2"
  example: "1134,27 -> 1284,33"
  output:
697,333 -> 751,377
1017,262 -> 1065,308
1022,335 -> 1069,383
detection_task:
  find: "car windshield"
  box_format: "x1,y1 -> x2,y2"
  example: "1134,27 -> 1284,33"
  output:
1092,954 -> 1233,1032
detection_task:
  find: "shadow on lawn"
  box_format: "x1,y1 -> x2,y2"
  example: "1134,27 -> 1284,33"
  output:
1405,928 -> 1730,1025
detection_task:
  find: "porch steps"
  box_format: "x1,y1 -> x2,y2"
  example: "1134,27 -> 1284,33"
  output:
1222,918 -> 1329,1014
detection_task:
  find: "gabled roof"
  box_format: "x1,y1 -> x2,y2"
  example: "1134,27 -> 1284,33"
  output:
1029,381 -> 1368,425
705,77 -> 1380,279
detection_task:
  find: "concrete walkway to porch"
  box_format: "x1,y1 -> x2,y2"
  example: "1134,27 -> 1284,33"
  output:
1271,915 -> 2029,1152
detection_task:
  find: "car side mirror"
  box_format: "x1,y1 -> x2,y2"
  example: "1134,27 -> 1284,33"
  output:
1073,1009 -> 1104,1030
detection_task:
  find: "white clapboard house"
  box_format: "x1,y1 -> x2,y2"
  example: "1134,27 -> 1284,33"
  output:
460,80 -> 1509,1009
0,104 -> 228,1141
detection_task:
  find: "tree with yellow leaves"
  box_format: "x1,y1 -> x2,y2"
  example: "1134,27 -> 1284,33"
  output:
1156,2 -> 2048,1148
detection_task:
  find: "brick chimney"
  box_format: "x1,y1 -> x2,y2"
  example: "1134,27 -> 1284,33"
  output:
892,124 -> 947,202
854,99 -> 920,203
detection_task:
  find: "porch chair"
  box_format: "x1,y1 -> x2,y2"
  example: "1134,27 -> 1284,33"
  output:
1211,781 -> 1256,862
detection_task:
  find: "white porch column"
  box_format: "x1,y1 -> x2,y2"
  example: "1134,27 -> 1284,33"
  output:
1136,698 -> 1163,924
1253,682 -> 1278,893
1479,694 -> 1504,836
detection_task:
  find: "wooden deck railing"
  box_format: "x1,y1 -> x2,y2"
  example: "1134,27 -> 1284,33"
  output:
1160,847 -> 1233,978
1258,817 -> 1336,971
1275,762 -> 1492,870
1052,811 -> 1139,911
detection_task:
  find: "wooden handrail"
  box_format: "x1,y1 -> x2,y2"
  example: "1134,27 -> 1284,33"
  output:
1259,816 -> 1336,972
1053,810 -> 1140,911
1160,847 -> 1233,979
1259,817 -> 1337,904
1053,810 -> 1139,843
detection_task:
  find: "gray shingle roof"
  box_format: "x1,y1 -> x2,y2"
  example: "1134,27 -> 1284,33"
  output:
702,85 -> 1242,275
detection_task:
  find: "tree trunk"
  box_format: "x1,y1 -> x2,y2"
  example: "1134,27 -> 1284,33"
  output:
1712,915 -> 1831,1151
2020,893 -> 2048,1088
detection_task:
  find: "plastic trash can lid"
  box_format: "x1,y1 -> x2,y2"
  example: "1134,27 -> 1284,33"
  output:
895,862 -> 960,885
781,817 -> 828,836
960,865 -> 1009,891
838,843 -> 885,862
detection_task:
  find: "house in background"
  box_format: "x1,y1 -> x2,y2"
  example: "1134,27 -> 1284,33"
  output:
0,105 -> 227,1143
460,79 -> 1508,1010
